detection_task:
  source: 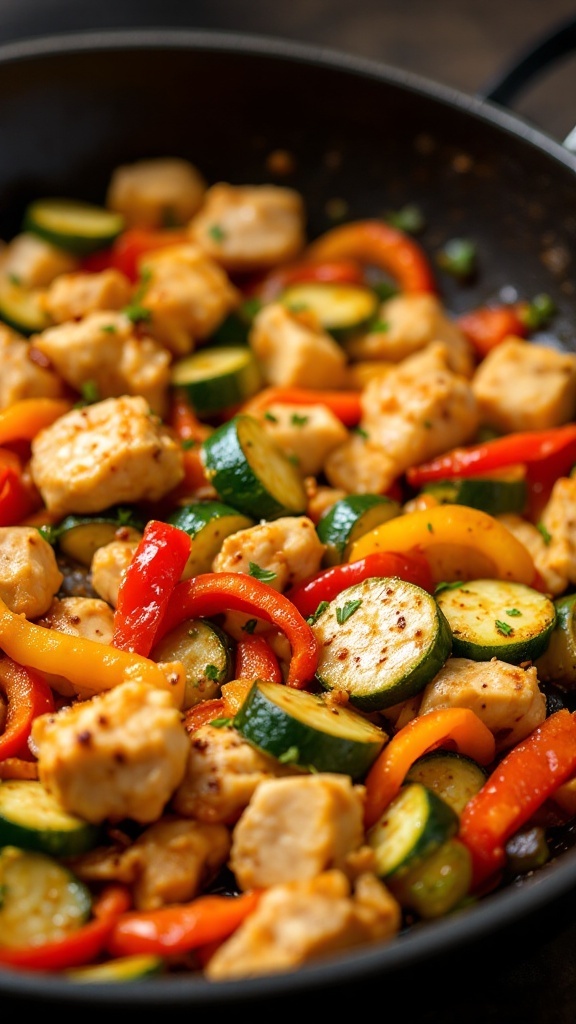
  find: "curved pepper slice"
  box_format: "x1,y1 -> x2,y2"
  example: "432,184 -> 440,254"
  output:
241,386 -> 363,427
347,504 -> 537,587
0,657 -> 54,761
0,595 -> 185,708
459,708 -> 576,889
0,398 -> 72,445
247,258 -> 365,302
234,634 -> 283,684
364,707 -> 496,829
305,219 -> 437,294
157,573 -> 318,689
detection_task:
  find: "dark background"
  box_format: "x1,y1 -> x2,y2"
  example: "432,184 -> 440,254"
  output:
0,1 -> 574,1019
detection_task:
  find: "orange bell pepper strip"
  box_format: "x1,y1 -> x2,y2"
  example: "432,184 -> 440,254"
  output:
0,594 -> 185,708
364,707 -> 496,829
0,657 -> 54,761
107,890 -> 261,958
241,386 -> 362,427
157,573 -> 318,689
183,679 -> 253,734
167,389 -> 214,497
459,709 -> 576,889
0,884 -> 131,971
0,757 -> 39,780
246,258 -> 366,302
0,398 -> 72,446
457,303 -> 529,358
285,550 -> 435,620
112,519 -> 191,657
305,219 -> 437,294
348,504 -> 537,587
406,424 -> 576,487
234,634 -> 283,683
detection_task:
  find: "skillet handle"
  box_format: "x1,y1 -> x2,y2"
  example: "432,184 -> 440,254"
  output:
478,13 -> 576,151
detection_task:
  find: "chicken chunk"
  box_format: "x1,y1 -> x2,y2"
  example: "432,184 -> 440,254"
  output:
137,243 -> 240,355
254,402 -> 349,477
419,656 -> 546,752
189,182 -> 305,272
0,232 -> 77,288
250,303 -> 349,389
0,323 -> 66,409
472,338 -> 576,433
538,476 -> 576,592
346,293 -> 475,377
498,512 -> 568,596
106,157 -> 207,228
40,269 -> 132,323
31,311 -> 172,416
325,343 -> 479,493
34,596 -> 116,696
31,680 -> 190,824
69,816 -> 231,911
172,723 -> 296,825
29,395 -> 184,516
206,869 -> 401,980
90,537 -> 141,608
0,526 -> 63,618
212,515 -> 325,591
230,774 -> 366,890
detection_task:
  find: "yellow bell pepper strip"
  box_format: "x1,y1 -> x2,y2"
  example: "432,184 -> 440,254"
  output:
112,519 -> 192,657
459,709 -> 576,890
285,550 -> 435,620
0,595 -> 185,708
364,707 -> 496,829
0,884 -> 131,971
0,656 -> 55,761
241,385 -> 363,427
304,219 -> 437,294
157,573 -> 319,689
0,397 -> 73,446
348,504 -> 537,587
107,890 -> 262,958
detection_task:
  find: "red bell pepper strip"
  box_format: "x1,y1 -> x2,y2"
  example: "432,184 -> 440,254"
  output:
459,709 -> 576,889
107,890 -> 261,958
246,258 -> 366,302
406,424 -> 576,488
157,573 -> 318,689
183,697 -> 227,734
81,227 -> 188,281
241,386 -> 362,427
0,657 -> 54,762
0,453 -> 39,527
285,550 -> 435,620
457,303 -> 528,358
364,708 -> 496,829
234,634 -> 283,683
305,219 -> 437,294
112,519 -> 192,657
166,389 -> 214,497
0,885 -> 131,971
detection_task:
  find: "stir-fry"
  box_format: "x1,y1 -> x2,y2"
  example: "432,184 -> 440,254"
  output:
0,156 -> 575,983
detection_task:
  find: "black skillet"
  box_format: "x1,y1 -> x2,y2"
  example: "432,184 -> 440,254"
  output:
0,21 -> 574,1013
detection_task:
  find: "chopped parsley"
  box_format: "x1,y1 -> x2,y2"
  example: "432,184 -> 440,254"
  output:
100,323 -> 117,333
369,319 -> 389,333
307,600 -> 329,625
77,379 -> 100,405
436,238 -> 477,280
205,664 -> 221,681
385,203 -> 426,235
210,717 -> 234,728
241,618 -> 258,635
290,413 -> 309,427
506,608 -> 522,617
537,522 -> 552,545
495,619 -> 513,636
278,746 -> 300,765
248,562 -> 277,583
336,599 -> 362,624
264,410 -> 278,423
208,224 -> 226,243
124,303 -> 151,324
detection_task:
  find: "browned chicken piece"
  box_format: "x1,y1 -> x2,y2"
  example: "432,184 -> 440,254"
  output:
205,869 -> 401,980
212,515 -> 325,590
0,323 -> 65,409
35,595 -> 116,697
0,526 -> 63,618
249,303 -> 349,389
40,269 -> 132,322
106,157 -> 207,228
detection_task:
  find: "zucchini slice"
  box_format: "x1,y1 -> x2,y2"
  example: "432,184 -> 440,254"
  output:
280,281 -> 379,341
0,845 -> 92,948
534,592 -> 576,688
367,781 -> 459,878
67,953 -> 165,982
0,278 -> 51,335
233,679 -> 387,779
405,750 -> 488,815
0,780 -> 103,856
52,508 -> 144,566
317,493 -> 402,567
24,197 -> 125,254
151,617 -> 234,710
436,578 -> 556,664
201,413 -> 308,520
167,500 -> 254,576
422,471 -> 527,517
170,345 -> 263,415
386,837 -> 473,918
312,576 -> 453,711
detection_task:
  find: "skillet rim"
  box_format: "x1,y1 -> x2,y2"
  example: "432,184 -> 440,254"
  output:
0,25 -> 574,1006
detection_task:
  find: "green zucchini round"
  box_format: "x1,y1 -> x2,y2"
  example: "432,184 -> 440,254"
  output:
422,473 -> 527,516
367,781 -> 460,878
170,345 -> 263,415
0,279 -> 51,335
316,493 -> 401,567
0,845 -> 92,948
0,780 -> 103,856
405,750 -> 488,815
233,679 -> 387,779
534,592 -> 576,689
167,500 -> 254,576
279,281 -> 379,341
53,509 -> 144,566
151,617 -> 234,709
24,197 -> 125,254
